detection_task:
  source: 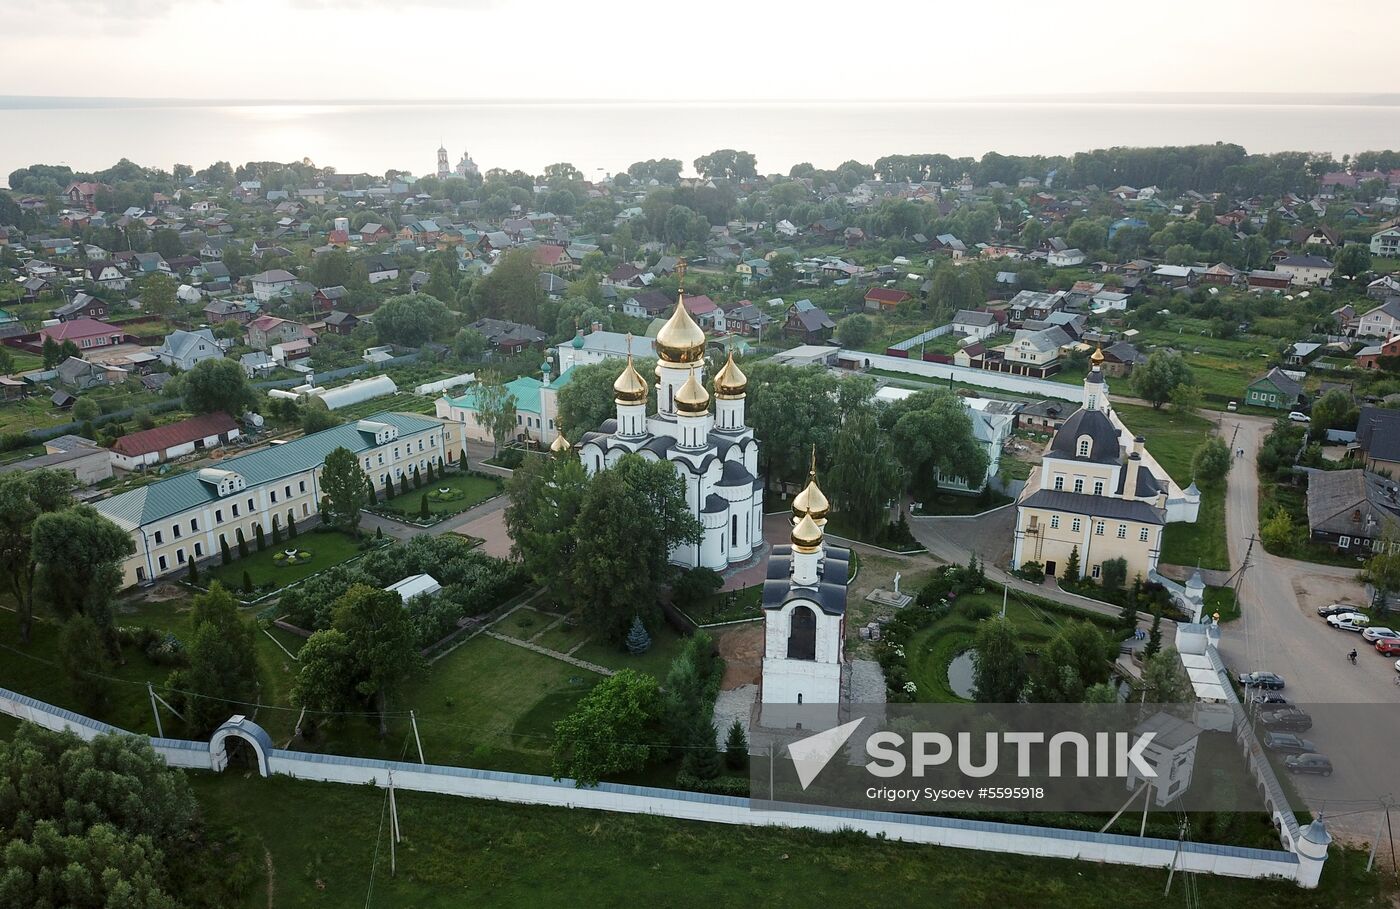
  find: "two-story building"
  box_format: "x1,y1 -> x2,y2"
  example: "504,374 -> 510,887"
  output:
1356,299 -> 1400,338
94,412 -> 459,586
1011,356 -> 1168,581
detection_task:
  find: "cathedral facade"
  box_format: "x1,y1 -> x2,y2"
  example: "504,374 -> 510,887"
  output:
577,291 -> 763,571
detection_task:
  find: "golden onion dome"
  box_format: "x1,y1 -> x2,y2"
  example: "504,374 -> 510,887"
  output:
791,449 -> 829,525
550,433 -> 571,454
791,512 -> 824,553
675,368 -> 711,415
1090,343 -> 1105,366
655,295 -> 706,364
613,350 -> 648,404
713,351 -> 747,399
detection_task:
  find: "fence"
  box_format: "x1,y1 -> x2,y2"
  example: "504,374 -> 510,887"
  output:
0,684 -> 1327,887
3,679 -> 1327,882
852,350 -> 1083,402
888,323 -> 953,353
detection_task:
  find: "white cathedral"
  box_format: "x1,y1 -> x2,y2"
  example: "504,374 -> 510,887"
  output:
577,288 -> 764,571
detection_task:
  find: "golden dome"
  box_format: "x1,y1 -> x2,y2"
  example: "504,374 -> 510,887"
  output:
655,295 -> 706,364
713,351 -> 747,399
675,368 -> 710,415
1090,343 -> 1105,366
791,512 -> 824,553
613,350 -> 648,404
791,449 -> 829,525
550,433 -> 572,453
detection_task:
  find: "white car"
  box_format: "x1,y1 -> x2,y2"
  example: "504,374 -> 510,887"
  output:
1329,613 -> 1371,631
1362,627 -> 1398,642
1288,411 -> 1310,423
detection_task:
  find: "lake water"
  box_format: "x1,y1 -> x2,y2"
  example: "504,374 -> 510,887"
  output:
947,649 -> 978,700
4,100 -> 1400,186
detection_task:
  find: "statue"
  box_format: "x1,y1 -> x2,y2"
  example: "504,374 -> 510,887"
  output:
893,571 -> 901,595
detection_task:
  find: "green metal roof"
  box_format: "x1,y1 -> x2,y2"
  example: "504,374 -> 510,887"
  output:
441,368 -> 575,417
94,411 -> 442,529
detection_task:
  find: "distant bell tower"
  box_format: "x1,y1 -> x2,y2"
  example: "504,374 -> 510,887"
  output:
437,144 -> 450,179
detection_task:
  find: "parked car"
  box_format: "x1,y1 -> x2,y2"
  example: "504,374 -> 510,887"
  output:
1260,709 -> 1313,732
1362,627 -> 1398,642
1318,604 -> 1359,618
1285,753 -> 1333,776
1251,692 -> 1291,709
1227,401 -> 1238,412
1238,671 -> 1285,690
1288,411 -> 1310,423
1377,639 -> 1400,656
1329,613 -> 1371,631
1263,732 -> 1318,755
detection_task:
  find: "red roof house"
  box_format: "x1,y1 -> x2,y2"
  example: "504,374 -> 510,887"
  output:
38,318 -> 124,350
864,287 -> 913,311
109,411 -> 241,469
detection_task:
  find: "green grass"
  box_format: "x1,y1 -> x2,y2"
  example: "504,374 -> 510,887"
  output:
1206,586 -> 1240,622
495,606 -> 555,640
532,616 -> 592,653
377,470 -> 500,519
687,585 -> 763,625
1116,405 -> 1229,569
904,592 -> 1071,703
912,489 -> 1014,516
305,633 -> 603,775
207,530 -> 366,596
183,770 -> 1396,909
573,622 -> 687,679
1258,481 -> 1368,568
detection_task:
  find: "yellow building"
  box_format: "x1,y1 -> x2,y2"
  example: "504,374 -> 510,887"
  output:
1011,351 -> 1167,581
94,412 -> 459,587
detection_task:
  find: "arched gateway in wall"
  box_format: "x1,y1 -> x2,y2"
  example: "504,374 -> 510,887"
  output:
209,715 -> 274,777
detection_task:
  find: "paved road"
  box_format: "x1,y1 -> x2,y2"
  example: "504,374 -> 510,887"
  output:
1215,414 -> 1398,836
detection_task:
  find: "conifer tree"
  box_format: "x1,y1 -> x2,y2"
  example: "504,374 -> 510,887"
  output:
236,527 -> 248,558
187,556 -> 199,585
1145,609 -> 1163,659
625,615 -> 652,654
220,536 -> 232,565
287,512 -> 298,538
254,523 -> 266,551
419,493 -> 430,519
724,718 -> 749,770
242,570 -> 253,595
1064,545 -> 1081,580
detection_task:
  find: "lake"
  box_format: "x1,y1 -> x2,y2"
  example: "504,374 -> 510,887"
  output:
3,99 -> 1400,185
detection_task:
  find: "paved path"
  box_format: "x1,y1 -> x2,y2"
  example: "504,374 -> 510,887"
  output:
1212,414 -> 1393,837
482,630 -> 614,676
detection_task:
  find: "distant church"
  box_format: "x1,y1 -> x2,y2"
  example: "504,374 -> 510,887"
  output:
436,145 -> 479,179
577,269 -> 763,570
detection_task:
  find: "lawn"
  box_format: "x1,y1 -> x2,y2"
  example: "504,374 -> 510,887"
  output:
573,621 -> 687,679
1115,404 -> 1229,569
304,633 -> 603,775
182,770 -> 1395,909
494,605 -> 557,641
207,529 -> 368,597
686,584 -> 763,625
376,470 -> 501,521
912,489 -> 1014,516
903,591 -> 1073,704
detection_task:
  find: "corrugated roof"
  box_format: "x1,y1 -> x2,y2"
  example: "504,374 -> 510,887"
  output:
111,411 -> 238,457
94,411 -> 441,529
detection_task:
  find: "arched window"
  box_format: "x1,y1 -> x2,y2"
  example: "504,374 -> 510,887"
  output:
1077,437 -> 1091,458
787,605 -> 817,661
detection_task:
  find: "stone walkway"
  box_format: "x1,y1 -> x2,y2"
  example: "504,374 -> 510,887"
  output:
483,630 -> 615,676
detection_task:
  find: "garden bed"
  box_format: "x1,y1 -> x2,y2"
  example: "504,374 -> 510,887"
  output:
370,471 -> 503,525
205,530 -> 380,601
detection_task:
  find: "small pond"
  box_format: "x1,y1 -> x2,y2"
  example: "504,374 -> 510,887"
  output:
947,650 -> 977,700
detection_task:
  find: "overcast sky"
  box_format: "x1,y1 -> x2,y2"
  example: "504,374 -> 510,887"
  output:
2,0 -> 1393,102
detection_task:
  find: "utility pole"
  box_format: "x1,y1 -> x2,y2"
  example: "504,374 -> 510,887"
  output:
410,710 -> 425,765
148,682 -> 163,738
1164,818 -> 1187,896
1368,800 -> 1388,872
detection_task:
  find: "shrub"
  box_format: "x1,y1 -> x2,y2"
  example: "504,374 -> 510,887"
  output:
419,493 -> 430,519
1015,561 -> 1045,583
724,718 -> 749,771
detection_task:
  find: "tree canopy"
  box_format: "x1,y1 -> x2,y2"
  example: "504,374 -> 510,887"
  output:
177,358 -> 259,417
373,293 -> 452,347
